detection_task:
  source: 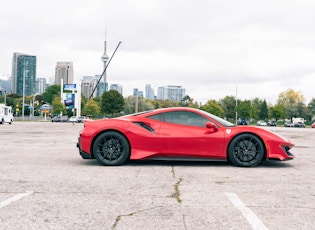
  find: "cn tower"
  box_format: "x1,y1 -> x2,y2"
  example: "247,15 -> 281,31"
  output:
101,39 -> 109,83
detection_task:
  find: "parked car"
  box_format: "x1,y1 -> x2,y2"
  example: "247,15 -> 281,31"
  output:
311,122 -> 315,128
257,120 -> 267,126
268,120 -> 277,126
294,122 -> 305,128
77,116 -> 87,123
77,107 -> 295,167
284,121 -> 294,127
51,116 -> 61,122
69,116 -> 78,123
237,118 -> 248,125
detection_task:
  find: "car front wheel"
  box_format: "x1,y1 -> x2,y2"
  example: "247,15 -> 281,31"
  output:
93,131 -> 130,166
228,133 -> 264,167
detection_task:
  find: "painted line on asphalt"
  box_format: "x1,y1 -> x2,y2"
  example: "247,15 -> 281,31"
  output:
225,192 -> 268,230
0,191 -> 34,209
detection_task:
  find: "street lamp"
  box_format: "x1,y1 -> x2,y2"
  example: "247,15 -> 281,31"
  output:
22,69 -> 29,121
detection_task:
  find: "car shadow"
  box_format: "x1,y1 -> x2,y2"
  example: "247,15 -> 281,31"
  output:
79,159 -> 293,168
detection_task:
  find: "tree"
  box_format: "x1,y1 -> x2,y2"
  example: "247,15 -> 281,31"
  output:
200,100 -> 224,117
101,90 -> 125,117
237,100 -> 251,119
277,89 -> 305,119
82,99 -> 101,116
307,98 -> 315,121
258,99 -> 268,120
219,96 -> 236,120
269,104 -> 286,120
52,97 -> 66,115
42,85 -> 61,104
124,96 -> 154,114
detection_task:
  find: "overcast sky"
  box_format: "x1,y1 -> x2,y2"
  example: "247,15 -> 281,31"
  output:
1,0 -> 314,104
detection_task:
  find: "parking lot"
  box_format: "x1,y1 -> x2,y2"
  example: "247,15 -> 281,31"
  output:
0,121 -> 314,230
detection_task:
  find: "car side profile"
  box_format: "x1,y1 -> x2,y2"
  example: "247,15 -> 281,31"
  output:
77,107 -> 295,167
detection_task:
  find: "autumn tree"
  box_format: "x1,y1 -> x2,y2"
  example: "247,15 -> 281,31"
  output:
52,97 -> 66,115
277,89 -> 305,119
124,96 -> 154,114
82,99 -> 101,116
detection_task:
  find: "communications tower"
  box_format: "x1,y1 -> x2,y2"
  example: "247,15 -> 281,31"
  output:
101,39 -> 109,83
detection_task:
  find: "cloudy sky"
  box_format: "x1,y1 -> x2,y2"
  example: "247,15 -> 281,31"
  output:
1,0 -> 314,104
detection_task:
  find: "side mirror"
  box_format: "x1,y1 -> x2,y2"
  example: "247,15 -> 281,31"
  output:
206,122 -> 218,132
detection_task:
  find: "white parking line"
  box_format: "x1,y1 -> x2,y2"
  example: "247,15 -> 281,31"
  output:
225,192 -> 268,230
0,191 -> 34,209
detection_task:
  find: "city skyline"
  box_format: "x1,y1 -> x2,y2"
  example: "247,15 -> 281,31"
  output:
0,1 -> 314,104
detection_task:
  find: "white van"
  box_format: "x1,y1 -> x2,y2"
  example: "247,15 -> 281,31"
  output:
0,103 -> 13,124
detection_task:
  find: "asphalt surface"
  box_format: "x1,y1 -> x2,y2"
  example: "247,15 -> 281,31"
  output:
0,121 -> 314,230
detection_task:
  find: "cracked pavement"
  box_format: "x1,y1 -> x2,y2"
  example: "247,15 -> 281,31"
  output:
0,122 -> 314,229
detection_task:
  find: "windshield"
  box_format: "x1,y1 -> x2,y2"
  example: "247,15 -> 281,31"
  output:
199,110 -> 235,127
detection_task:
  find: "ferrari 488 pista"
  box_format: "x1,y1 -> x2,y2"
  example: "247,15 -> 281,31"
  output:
77,107 -> 294,167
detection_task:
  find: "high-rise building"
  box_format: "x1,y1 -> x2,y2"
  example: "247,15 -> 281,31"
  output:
11,53 -> 37,96
36,78 -> 47,94
145,84 -> 155,99
133,88 -> 143,97
157,85 -> 186,102
0,78 -> 12,94
55,62 -> 73,85
110,84 -> 123,95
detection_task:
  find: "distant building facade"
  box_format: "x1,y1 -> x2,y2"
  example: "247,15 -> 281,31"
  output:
110,84 -> 123,95
36,78 -> 47,94
11,52 -> 37,96
157,85 -> 186,102
81,75 -> 109,98
55,62 -> 74,85
145,84 -> 155,99
133,88 -> 143,97
0,78 -> 12,94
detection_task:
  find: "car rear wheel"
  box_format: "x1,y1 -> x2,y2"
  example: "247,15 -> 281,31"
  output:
93,131 -> 130,166
228,133 -> 264,167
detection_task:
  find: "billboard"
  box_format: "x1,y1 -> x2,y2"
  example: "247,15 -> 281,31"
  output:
64,93 -> 75,108
64,84 -> 77,91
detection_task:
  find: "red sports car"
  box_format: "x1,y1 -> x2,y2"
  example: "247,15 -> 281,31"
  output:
77,107 -> 294,167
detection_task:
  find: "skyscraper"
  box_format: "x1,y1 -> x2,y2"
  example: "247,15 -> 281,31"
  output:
145,84 -> 155,99
11,53 -> 37,96
55,62 -> 73,85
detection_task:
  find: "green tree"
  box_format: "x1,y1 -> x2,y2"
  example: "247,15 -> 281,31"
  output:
307,98 -> 315,121
82,99 -> 101,116
219,96 -> 236,120
259,99 -> 268,120
52,97 -> 66,115
200,100 -> 224,117
101,90 -> 125,117
42,85 -> 61,104
269,104 -> 286,120
238,100 -> 251,119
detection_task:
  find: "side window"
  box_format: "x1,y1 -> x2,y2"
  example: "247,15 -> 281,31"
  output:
147,113 -> 165,122
148,111 -> 208,127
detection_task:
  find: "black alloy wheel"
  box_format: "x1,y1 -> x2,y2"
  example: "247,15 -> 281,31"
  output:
93,131 -> 130,166
228,133 -> 265,167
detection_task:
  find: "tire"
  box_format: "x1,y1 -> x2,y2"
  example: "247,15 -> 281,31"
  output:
228,133 -> 264,167
93,131 -> 130,166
